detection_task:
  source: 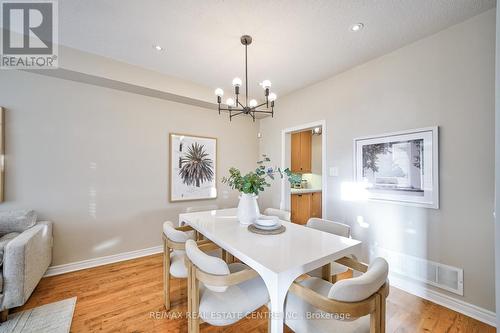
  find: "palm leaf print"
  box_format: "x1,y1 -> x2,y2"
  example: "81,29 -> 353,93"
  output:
179,142 -> 214,187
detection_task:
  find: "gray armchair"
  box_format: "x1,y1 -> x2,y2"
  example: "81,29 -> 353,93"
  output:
0,210 -> 53,321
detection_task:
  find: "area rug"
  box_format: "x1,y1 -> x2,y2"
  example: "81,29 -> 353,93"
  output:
0,297 -> 76,333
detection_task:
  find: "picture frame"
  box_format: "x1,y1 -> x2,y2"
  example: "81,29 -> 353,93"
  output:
169,133 -> 217,202
354,127 -> 439,209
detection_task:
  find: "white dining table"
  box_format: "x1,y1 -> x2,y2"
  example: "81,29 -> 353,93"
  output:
179,208 -> 362,333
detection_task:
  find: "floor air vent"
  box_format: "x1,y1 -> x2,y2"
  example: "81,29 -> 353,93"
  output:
376,248 -> 464,295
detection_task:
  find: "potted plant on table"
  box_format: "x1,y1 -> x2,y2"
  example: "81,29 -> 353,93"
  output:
222,155 -> 301,225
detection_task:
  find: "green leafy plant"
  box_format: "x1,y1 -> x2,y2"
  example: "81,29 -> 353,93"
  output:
222,155 -> 301,195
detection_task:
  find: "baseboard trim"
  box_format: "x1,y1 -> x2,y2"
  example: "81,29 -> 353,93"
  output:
390,274 -> 497,327
44,245 -> 163,277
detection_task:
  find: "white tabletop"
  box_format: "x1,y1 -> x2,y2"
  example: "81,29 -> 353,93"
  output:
179,208 -> 361,333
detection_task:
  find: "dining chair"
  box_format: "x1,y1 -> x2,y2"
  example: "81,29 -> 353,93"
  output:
162,221 -> 214,310
264,207 -> 291,221
185,239 -> 270,333
285,257 -> 389,333
306,217 -> 352,282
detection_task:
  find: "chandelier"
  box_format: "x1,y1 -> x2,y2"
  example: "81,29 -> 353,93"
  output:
214,35 -> 277,122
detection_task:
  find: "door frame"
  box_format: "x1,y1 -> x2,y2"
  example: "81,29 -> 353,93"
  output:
280,120 -> 327,218
495,3 -> 499,329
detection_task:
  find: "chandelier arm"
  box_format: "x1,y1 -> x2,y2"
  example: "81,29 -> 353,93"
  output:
219,107 -> 245,112
230,111 -> 245,118
230,111 -> 245,122
252,101 -> 269,110
237,100 -> 246,108
252,109 -> 274,114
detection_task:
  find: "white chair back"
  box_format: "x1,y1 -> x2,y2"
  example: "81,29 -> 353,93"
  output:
264,208 -> 291,221
185,239 -> 230,293
307,218 -> 350,238
163,221 -> 191,243
328,257 -> 388,302
185,205 -> 219,213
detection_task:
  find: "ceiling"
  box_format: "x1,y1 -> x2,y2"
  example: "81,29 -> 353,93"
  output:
60,0 -> 495,100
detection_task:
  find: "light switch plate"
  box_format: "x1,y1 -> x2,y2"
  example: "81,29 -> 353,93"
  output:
329,167 -> 339,177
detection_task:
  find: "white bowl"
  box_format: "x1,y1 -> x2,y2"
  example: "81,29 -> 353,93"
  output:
254,222 -> 282,231
255,215 -> 279,227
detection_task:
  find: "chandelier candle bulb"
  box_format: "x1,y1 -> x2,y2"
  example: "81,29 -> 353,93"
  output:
269,92 -> 277,101
261,80 -> 272,89
215,88 -> 224,105
232,77 -> 242,87
249,99 -> 258,108
226,98 -> 235,108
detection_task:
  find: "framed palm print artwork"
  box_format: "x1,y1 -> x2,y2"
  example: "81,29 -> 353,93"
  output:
169,133 -> 217,202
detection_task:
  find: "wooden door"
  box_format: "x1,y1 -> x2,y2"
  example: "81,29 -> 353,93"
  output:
291,132 -> 301,173
311,192 -> 322,218
299,131 -> 312,173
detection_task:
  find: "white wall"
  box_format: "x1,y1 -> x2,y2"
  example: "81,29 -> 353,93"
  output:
0,70 -> 258,266
259,9 -> 496,312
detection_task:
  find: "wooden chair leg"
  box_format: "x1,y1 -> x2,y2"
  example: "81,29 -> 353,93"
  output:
191,265 -> 200,333
163,238 -> 171,311
380,294 -> 386,333
0,309 -> 8,322
187,261 -> 193,333
321,263 -> 332,283
370,294 -> 381,333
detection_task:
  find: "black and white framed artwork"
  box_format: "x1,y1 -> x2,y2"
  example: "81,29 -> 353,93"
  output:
354,127 -> 439,209
169,133 -> 217,202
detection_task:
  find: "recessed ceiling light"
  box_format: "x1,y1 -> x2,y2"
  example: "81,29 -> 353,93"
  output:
153,44 -> 165,51
350,23 -> 364,32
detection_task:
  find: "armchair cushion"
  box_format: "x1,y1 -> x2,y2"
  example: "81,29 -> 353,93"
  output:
185,239 -> 230,292
170,251 -> 188,278
306,218 -> 350,238
199,263 -> 269,326
0,232 -> 20,267
328,258 -> 388,302
2,221 -> 52,310
264,208 -> 291,221
163,221 -> 192,243
285,277 -> 370,333
0,210 -> 37,235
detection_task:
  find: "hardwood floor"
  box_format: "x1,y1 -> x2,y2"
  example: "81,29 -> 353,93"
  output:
14,254 -> 495,333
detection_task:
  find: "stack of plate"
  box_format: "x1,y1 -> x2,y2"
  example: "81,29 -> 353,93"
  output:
253,215 -> 281,231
